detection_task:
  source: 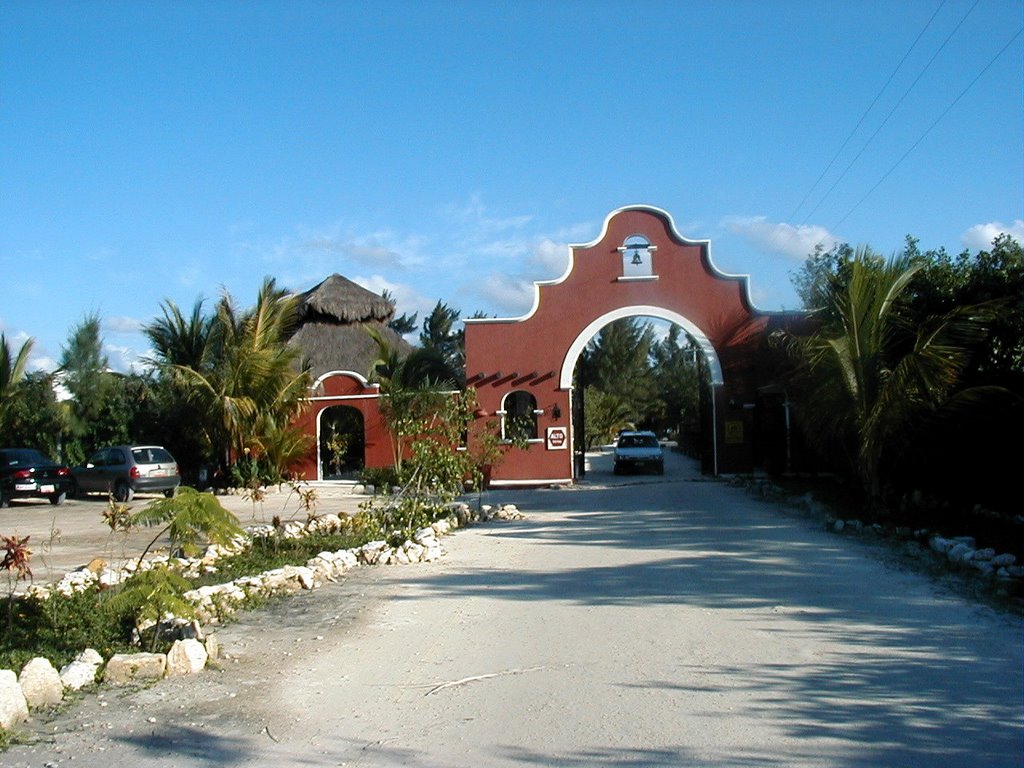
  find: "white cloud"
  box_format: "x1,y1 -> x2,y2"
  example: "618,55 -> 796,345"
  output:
961,220 -> 1024,251
104,315 -> 144,334
722,215 -> 840,261
441,194 -> 534,233
302,228 -> 419,271
351,274 -> 436,320
530,238 -> 571,279
105,343 -> 143,373
29,355 -> 59,374
478,274 -> 535,315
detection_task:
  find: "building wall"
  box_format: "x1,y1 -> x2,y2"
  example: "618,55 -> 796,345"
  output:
291,371 -> 393,480
465,205 -> 804,484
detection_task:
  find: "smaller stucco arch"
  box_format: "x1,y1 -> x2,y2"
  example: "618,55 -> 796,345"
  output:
499,390 -> 540,441
311,369 -> 378,392
559,305 -> 724,389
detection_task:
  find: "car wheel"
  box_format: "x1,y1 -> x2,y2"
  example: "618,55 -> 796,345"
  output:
0,491 -> 8,508
656,464 -> 665,475
113,480 -> 134,503
49,491 -> 67,506
163,488 -> 176,498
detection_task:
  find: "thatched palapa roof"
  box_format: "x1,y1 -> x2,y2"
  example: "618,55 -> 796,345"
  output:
290,274 -> 412,381
296,273 -> 395,324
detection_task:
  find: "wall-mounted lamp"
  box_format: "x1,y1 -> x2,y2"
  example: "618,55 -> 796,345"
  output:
551,404 -> 562,420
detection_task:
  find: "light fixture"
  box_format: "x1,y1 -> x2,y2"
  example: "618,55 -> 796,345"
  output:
551,404 -> 562,420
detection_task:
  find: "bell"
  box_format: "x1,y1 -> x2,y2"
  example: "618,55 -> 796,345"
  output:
631,249 -> 643,265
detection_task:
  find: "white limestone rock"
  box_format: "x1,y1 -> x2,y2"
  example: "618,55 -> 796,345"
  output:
394,547 -> 411,565
165,639 -> 209,677
18,658 -> 63,709
204,634 -> 221,661
413,527 -> 437,545
930,536 -> 952,554
358,541 -> 389,565
59,649 -> 103,691
0,669 -> 29,729
421,542 -> 444,562
972,560 -> 995,576
103,653 -> 167,686
947,543 -> 972,563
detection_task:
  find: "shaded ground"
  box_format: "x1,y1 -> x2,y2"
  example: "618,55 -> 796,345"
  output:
3,452 -> 1021,767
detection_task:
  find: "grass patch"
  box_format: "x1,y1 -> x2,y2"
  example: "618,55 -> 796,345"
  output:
0,526 -> 374,672
0,587 -> 137,672
191,530 -> 367,586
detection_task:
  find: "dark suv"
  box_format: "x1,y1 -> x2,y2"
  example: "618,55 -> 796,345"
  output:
0,448 -> 73,506
72,445 -> 180,502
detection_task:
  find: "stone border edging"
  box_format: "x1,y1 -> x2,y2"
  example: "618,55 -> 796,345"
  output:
0,501 -> 526,734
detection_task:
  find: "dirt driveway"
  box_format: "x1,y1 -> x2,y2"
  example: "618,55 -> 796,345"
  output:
4,452 -> 1022,767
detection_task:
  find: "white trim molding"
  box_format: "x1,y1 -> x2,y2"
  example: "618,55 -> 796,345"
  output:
311,370 -> 380,390
464,204 -> 800,328
489,478 -> 574,487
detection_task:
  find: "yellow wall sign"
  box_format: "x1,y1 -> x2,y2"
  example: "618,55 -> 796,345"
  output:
724,420 -> 745,444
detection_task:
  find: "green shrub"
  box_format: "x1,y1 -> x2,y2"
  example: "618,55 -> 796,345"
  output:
0,587 -> 134,671
356,466 -> 399,491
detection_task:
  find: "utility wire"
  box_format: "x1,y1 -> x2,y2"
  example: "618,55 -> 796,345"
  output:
801,0 -> 983,225
831,26 -> 1024,231
787,0 -> 949,223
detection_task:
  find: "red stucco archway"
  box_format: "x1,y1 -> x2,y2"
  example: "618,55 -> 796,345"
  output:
464,205 -> 806,486
291,370 -> 393,481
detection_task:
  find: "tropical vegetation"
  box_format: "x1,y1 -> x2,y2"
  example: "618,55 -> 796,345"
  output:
784,236 -> 1023,520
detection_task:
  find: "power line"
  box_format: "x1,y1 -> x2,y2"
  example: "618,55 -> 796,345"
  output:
831,26 -> 1024,231
787,0 -> 950,223
801,0 -> 983,225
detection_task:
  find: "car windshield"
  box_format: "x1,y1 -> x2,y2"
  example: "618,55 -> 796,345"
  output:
0,449 -> 52,467
619,435 -> 659,448
132,447 -> 175,464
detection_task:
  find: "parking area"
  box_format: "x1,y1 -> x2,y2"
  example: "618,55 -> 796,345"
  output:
0,485 -> 367,583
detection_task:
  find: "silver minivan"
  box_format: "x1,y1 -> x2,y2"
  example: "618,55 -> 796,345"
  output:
72,445 -> 180,502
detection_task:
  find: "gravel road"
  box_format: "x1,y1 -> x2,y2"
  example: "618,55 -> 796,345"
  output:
4,451 -> 1022,767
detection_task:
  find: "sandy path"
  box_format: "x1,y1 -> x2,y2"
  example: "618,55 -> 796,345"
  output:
5,452 -> 1021,767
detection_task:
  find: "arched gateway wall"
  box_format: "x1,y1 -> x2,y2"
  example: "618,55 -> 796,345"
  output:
464,205 -> 805,487
291,370 -> 393,481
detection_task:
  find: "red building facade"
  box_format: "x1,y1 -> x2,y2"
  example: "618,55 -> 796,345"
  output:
290,370 -> 393,481
464,205 -> 805,487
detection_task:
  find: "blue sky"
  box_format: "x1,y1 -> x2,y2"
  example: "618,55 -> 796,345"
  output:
2,0 -> 1021,373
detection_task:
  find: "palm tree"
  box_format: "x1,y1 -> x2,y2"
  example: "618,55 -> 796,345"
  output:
366,325 -> 459,471
789,248 -> 997,499
144,299 -> 212,372
146,278 -> 312,478
0,333 -> 34,433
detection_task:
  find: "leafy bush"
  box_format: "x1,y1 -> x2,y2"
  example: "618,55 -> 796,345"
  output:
131,487 -> 243,561
356,466 -> 400,491
0,586 -> 135,671
228,455 -> 282,489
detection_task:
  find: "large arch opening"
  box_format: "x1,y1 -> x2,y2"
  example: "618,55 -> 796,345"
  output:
318,405 -> 365,480
463,205 -> 809,486
562,307 -> 720,480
